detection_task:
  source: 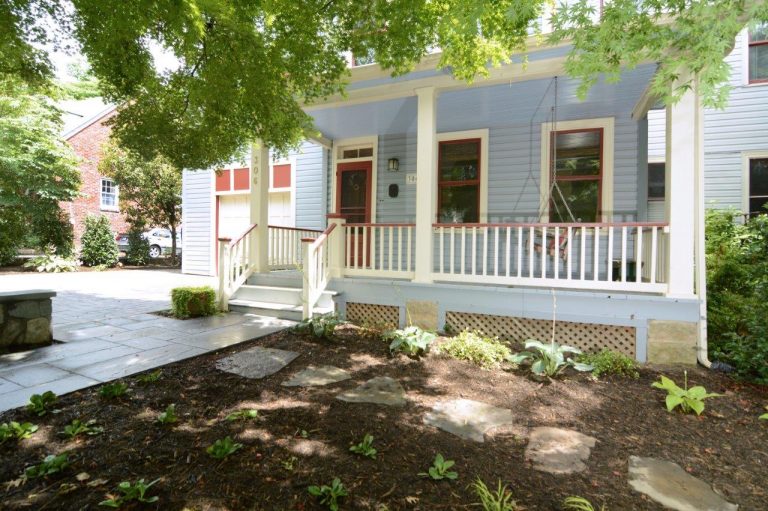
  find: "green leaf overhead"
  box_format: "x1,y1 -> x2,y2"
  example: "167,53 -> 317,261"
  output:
3,1 -> 767,169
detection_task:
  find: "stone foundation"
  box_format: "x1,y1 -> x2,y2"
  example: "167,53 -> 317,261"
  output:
647,320 -> 698,364
0,290 -> 56,350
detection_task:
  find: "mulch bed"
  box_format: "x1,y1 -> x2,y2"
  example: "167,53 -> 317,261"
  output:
1,325 -> 767,510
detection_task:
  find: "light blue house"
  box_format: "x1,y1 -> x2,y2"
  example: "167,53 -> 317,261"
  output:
183,37 -> 712,366
645,26 -> 768,221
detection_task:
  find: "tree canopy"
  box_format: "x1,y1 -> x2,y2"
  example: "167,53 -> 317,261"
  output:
0,78 -> 81,263
3,0 -> 767,170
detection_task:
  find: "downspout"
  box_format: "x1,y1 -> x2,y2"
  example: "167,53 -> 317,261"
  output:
694,76 -> 711,368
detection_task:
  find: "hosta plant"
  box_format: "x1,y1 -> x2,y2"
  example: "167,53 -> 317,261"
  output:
27,391 -> 57,416
157,404 -> 178,424
0,422 -> 38,444
761,413 -> 768,420
62,419 -> 103,438
136,369 -> 162,384
473,478 -> 518,511
99,382 -> 129,399
295,313 -> 342,340
23,250 -> 80,273
508,340 -> 592,377
385,326 -> 436,356
349,433 -> 377,459
307,478 -> 347,511
25,453 -> 69,479
99,478 -> 160,508
207,436 -> 243,459
419,453 -> 458,480
652,372 -> 721,416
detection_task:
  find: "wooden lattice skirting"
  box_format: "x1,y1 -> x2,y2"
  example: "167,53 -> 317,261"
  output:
345,302 -> 400,331
445,311 -> 636,357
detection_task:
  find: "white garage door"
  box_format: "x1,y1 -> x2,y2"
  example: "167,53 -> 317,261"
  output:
217,195 -> 250,239
268,191 -> 293,227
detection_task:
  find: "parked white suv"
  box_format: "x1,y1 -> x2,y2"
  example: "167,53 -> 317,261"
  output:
143,228 -> 182,258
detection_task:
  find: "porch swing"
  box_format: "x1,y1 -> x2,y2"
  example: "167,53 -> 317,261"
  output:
513,76 -> 579,263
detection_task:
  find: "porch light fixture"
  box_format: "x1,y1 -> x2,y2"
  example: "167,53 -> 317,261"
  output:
388,158 -> 400,172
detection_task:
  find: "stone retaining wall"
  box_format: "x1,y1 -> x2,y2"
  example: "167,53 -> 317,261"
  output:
0,290 -> 56,350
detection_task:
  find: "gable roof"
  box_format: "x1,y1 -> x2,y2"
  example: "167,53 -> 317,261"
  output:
60,98 -> 116,140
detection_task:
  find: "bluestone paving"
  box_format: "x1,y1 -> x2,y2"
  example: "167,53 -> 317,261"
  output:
0,270 -> 295,413
0,378 -> 22,395
0,364 -> 74,387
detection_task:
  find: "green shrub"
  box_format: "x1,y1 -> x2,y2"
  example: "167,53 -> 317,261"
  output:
0,209 -> 25,265
170,286 -> 217,318
30,207 -> 75,258
80,215 -> 119,267
706,210 -> 768,384
576,349 -> 639,379
437,330 -> 511,369
125,225 -> 150,265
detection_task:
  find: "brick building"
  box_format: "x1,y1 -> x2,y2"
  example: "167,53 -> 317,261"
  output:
61,100 -> 128,246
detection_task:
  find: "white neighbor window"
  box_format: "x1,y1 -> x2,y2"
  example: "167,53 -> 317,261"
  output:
100,177 -> 118,209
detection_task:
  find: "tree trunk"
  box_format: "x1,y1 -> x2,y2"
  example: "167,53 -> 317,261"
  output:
170,224 -> 178,266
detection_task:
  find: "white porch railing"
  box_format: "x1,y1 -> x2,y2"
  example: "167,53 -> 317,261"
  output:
268,225 -> 323,270
431,222 -> 669,293
218,224 -> 258,309
343,223 -> 415,279
302,223 -> 338,319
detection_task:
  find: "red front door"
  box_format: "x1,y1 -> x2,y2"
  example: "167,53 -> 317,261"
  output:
336,161 -> 372,266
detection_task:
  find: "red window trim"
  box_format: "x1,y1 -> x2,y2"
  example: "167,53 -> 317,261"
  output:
436,138 -> 481,223
549,128 -> 604,221
748,26 -> 768,84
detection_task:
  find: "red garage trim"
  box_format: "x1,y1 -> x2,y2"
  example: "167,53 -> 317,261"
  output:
215,169 -> 231,192
273,163 -> 291,189
233,167 -> 250,191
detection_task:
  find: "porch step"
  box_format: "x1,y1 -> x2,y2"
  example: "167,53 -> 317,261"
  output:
228,282 -> 338,321
228,299 -> 334,322
246,271 -> 303,288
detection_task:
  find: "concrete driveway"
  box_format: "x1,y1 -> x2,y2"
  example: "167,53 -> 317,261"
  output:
0,269 -> 293,413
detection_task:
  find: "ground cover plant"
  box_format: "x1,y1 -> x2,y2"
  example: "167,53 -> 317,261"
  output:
26,391 -> 57,416
0,324 -> 765,510
156,404 -> 178,424
420,453 -> 458,480
207,436 -> 243,459
99,383 -> 128,399
307,478 -> 347,511
24,453 -> 69,479
0,422 -> 38,444
577,349 -> 639,379
437,330 -> 511,369
348,433 -> 377,459
61,419 -> 103,439
99,478 -> 159,508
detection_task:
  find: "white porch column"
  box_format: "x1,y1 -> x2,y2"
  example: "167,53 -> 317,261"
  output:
414,86 -> 438,283
250,141 -> 270,273
664,72 -> 699,298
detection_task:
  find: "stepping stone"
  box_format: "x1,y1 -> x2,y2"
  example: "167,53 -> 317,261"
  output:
423,398 -> 514,442
525,427 -> 597,474
282,365 -> 351,387
216,347 -> 298,379
336,376 -> 406,406
628,456 -> 738,511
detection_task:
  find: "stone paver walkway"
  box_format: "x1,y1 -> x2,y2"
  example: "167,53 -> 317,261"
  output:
0,270 -> 294,413
423,398 -> 515,442
525,427 -> 597,474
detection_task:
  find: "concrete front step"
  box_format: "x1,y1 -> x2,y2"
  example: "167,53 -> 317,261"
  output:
228,299 -> 334,321
233,285 -> 337,309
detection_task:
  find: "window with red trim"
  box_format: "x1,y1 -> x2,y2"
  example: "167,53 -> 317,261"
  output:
437,139 -> 480,223
549,128 -> 603,222
749,23 -> 768,83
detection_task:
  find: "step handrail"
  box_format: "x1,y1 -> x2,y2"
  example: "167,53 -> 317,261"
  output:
301,223 -> 337,319
218,223 -> 258,310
